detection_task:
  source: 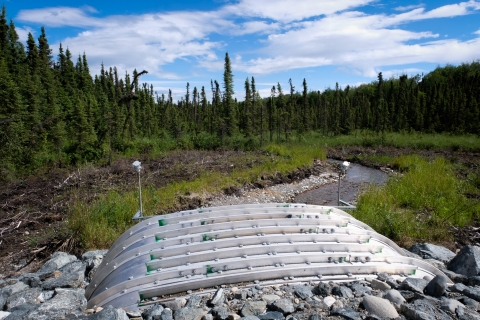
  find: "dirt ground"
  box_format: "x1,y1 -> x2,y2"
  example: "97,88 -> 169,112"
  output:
0,146 -> 479,277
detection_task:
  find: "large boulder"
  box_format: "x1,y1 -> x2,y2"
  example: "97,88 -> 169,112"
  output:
0,281 -> 29,310
25,288 -> 87,320
424,275 -> 448,298
362,296 -> 399,319
448,245 -> 480,277
42,260 -> 86,290
5,287 -> 43,310
409,243 -> 455,263
37,252 -> 78,275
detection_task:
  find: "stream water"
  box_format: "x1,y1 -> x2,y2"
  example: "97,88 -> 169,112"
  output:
293,159 -> 389,206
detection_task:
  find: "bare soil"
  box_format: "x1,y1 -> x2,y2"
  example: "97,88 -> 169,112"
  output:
0,146 -> 478,277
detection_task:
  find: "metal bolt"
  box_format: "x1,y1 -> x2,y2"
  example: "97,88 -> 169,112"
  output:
239,244 -> 243,248
248,266 -> 252,270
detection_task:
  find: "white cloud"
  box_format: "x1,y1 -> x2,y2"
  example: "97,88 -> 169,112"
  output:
15,26 -> 34,42
223,0 -> 374,22
395,4 -> 425,11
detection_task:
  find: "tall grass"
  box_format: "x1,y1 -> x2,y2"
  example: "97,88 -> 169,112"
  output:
68,142 -> 326,250
353,155 -> 480,246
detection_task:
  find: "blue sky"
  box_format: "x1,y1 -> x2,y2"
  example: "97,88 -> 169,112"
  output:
5,0 -> 480,101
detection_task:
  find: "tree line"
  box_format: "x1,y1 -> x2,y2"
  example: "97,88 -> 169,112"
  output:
1,6 -> 479,177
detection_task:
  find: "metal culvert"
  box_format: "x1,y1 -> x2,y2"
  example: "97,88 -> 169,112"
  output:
85,203 -> 452,311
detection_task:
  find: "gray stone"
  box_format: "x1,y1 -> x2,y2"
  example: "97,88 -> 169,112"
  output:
441,269 -> 468,284
0,282 -> 29,310
370,279 -> 391,291
331,308 -> 361,320
294,285 -> 313,300
400,277 -> 428,293
460,296 -> 480,311
174,307 -> 207,320
142,303 -> 164,320
332,286 -> 353,299
323,296 -> 336,308
78,305 -> 129,320
241,301 -> 267,317
383,289 -> 406,305
3,304 -> 38,319
313,282 -> 331,296
350,283 -> 371,296
203,314 -> 213,320
400,299 -> 452,320
448,245 -> 480,277
456,305 -> 480,320
37,252 -> 77,275
5,287 -> 42,310
468,276 -> 480,286
452,283 -> 468,293
362,295 -> 399,319
0,311 -> 9,320
239,317 -> 260,320
385,279 -> 399,290
158,309 -> 173,320
25,288 -> 86,320
235,291 -> 247,301
186,295 -> 203,308
210,289 -> 225,305
464,287 -> 480,302
212,306 -> 229,320
425,275 -> 448,297
409,243 -> 456,263
17,274 -> 42,288
262,295 -> 281,304
82,250 -> 107,281
441,298 -> 465,313
257,312 -> 285,320
41,268 -> 84,290
162,300 -> 183,311
398,290 -> 415,301
376,273 -> 391,282
268,299 -> 294,314
308,315 -> 321,320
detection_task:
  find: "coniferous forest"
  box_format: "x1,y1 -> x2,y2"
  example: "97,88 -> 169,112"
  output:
1,6 -> 480,178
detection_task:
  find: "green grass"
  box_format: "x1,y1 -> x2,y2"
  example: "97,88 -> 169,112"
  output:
312,130 -> 480,151
68,142 -> 326,250
352,155 -> 480,246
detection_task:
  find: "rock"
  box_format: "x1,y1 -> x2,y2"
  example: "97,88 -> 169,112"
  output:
323,296 -> 336,308
235,291 -> 247,300
186,295 -> 203,308
409,243 -> 456,263
398,290 -> 415,301
0,311 -> 10,320
204,314 -> 214,320
5,287 -> 42,309
463,287 -> 480,302
241,301 -> 267,317
308,315 -> 321,320
142,303 -> 164,320
78,305 -> 129,320
238,317 -> 260,320
331,308 -> 361,320
441,298 -> 465,313
370,279 -> 391,291
400,299 -> 452,320
17,273 -> 42,288
294,285 -> 313,300
211,289 -> 225,305
362,296 -> 399,319
424,275 -> 448,297
37,252 -> 78,275
400,277 -> 428,293
331,299 -> 344,310
212,306 -> 230,320
452,283 -> 468,293
441,269 -> 468,284
383,289 -> 406,305
456,305 -> 480,320
3,304 -> 38,319
257,311 -> 285,320
228,314 -> 240,320
126,310 -> 142,318
159,309 -> 173,320
162,299 -> 183,311
25,288 -> 86,320
268,299 -> 294,314
448,245 -> 480,277
313,282 -> 331,296
460,296 -> 480,311
174,307 -> 207,320
350,283 -> 371,296
41,268 -> 84,290
468,276 -> 480,286
262,295 -> 281,304
82,250 -> 107,281
332,286 -> 353,299
0,281 -> 29,310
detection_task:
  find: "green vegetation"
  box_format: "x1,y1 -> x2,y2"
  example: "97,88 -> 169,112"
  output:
68,142 -> 326,250
353,155 -> 480,246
